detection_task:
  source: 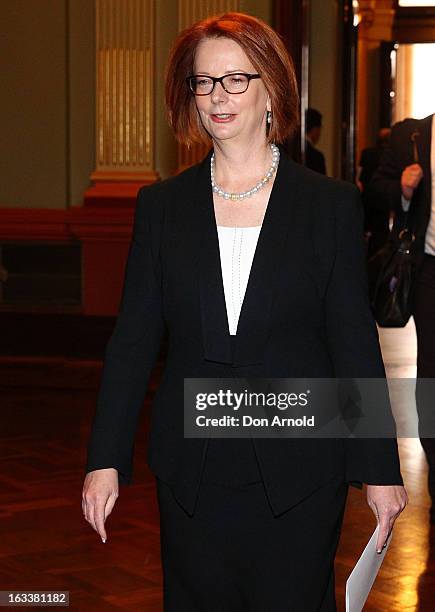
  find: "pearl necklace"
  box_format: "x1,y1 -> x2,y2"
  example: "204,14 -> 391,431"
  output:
211,143 -> 280,201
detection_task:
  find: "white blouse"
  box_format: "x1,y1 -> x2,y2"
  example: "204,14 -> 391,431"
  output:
216,225 -> 262,335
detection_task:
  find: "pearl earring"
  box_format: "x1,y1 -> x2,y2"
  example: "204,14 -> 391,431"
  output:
267,110 -> 272,125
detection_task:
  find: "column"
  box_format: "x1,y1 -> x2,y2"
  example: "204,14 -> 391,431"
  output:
85,0 -> 158,206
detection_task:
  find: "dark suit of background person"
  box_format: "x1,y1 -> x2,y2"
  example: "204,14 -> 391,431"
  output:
305,107 -> 327,175
358,128 -> 391,257
371,113 -> 435,522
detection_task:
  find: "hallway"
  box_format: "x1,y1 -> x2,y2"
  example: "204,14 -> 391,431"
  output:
0,320 -> 433,611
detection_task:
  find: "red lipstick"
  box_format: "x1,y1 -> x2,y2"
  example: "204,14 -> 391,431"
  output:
211,114 -> 237,123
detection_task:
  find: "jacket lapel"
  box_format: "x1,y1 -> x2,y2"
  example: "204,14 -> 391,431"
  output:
196,148 -> 233,364
195,144 -> 301,366
417,114 -> 432,207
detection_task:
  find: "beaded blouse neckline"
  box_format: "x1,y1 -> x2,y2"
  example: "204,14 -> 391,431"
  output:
216,225 -> 261,229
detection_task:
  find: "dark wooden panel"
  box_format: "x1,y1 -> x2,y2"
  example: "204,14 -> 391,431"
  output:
272,0 -> 310,162
0,243 -> 81,306
393,0 -> 435,43
341,0 -> 358,181
0,313 -> 113,359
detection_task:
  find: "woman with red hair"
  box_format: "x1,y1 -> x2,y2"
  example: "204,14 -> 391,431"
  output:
83,12 -> 407,611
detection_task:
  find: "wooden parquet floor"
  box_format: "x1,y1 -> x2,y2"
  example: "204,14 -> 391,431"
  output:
0,318 -> 434,610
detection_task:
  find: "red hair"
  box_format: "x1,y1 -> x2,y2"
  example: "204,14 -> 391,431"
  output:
164,12 -> 300,147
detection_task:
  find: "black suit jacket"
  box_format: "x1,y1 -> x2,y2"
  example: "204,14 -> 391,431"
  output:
370,113 -> 433,262
360,146 -> 383,190
305,140 -> 326,175
86,145 -> 402,516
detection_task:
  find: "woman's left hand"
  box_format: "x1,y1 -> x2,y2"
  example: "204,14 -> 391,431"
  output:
366,484 -> 408,553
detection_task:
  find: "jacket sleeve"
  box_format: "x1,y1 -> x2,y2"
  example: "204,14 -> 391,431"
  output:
369,123 -> 407,222
324,184 -> 403,486
85,185 -> 165,484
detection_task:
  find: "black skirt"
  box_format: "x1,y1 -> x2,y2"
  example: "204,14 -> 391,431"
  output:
156,474 -> 348,612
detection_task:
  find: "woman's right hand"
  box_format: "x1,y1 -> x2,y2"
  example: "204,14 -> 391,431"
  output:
82,468 -> 119,543
401,163 -> 423,200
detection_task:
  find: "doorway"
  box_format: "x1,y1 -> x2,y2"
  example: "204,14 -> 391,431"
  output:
393,42 -> 435,122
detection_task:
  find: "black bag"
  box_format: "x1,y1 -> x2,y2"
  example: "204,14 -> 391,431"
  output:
367,226 -> 416,328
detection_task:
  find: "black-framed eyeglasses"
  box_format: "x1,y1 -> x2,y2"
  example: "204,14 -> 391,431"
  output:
186,72 -> 261,96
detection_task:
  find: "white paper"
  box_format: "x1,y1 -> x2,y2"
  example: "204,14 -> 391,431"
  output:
345,525 -> 391,612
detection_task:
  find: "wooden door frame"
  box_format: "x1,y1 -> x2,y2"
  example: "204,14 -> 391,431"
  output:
273,0 -> 310,163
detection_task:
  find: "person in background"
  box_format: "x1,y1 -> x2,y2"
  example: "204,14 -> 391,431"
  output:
305,107 -> 327,175
371,113 -> 435,524
357,127 -> 392,256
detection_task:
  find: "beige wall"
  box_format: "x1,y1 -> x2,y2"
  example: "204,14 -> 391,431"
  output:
1,0 -> 68,209
0,0 -> 94,209
68,0 -> 95,207
240,0 -> 271,23
309,0 -> 341,178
